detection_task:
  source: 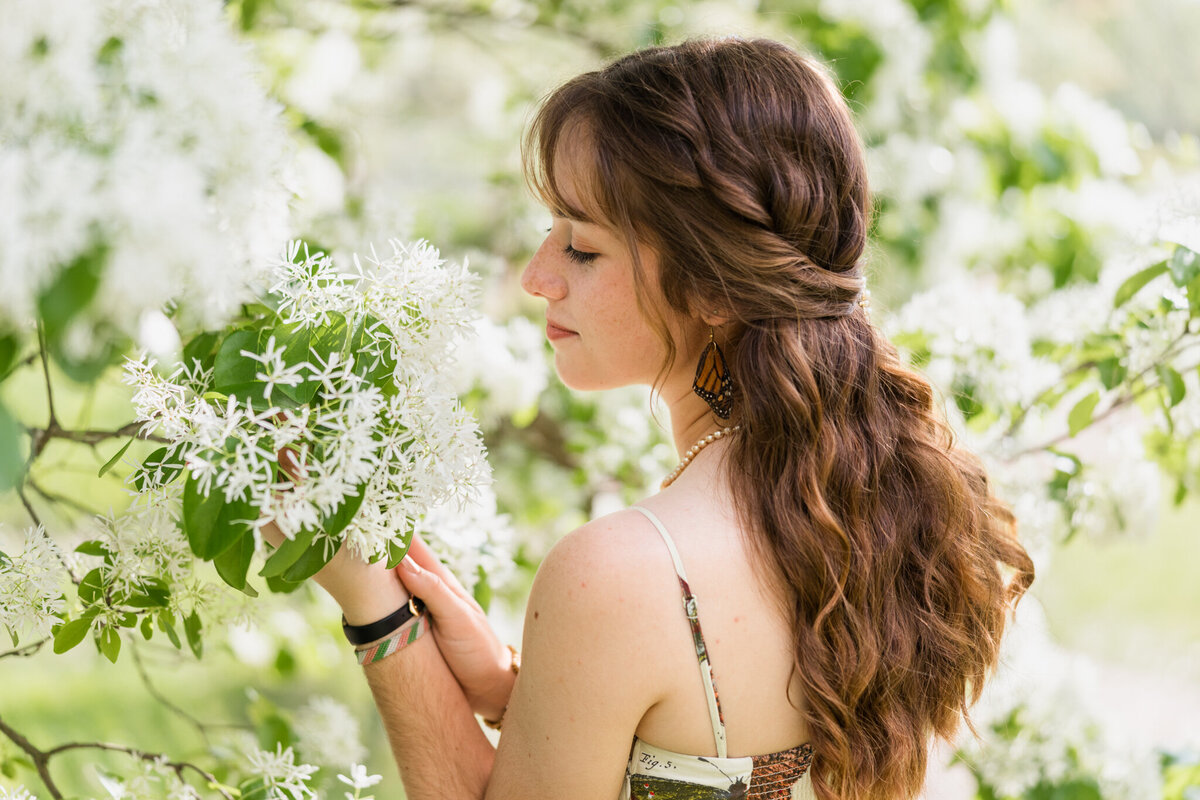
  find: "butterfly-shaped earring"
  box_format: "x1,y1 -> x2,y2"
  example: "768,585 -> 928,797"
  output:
693,327 -> 734,419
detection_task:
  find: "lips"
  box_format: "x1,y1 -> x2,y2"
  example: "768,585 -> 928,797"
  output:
546,318 -> 577,341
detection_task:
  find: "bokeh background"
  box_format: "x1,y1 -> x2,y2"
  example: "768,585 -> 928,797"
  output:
2,0 -> 1198,797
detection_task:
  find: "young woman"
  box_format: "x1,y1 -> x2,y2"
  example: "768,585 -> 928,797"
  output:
293,36 -> 1034,800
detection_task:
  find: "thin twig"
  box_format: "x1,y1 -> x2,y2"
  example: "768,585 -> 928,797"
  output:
130,645 -> 212,745
42,741 -> 234,798
25,421 -> 168,447
28,478 -> 99,517
0,711 -> 235,800
1005,358 -> 1200,460
15,487 -> 81,584
0,714 -> 65,800
37,324 -> 58,430
0,637 -> 49,660
1001,320 -> 1198,443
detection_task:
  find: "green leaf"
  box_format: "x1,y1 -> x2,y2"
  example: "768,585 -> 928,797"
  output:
1096,357 -> 1126,391
386,530 -> 414,569
181,330 -> 222,373
265,573 -> 305,594
1067,391 -> 1101,437
473,567 -> 492,613
37,243 -> 106,340
212,329 -> 267,401
78,568 -> 105,605
349,315 -> 398,395
182,474 -> 255,560
1158,365 -> 1187,407
122,577 -> 170,608
322,484 -> 368,540
157,611 -> 182,649
1188,273 -> 1200,320
282,535 -> 339,583
1113,260 -> 1168,308
75,540 -> 112,558
214,530 -> 258,596
0,333 -> 19,379
97,437 -> 135,478
1168,245 -> 1200,287
53,616 -> 94,654
274,647 -> 296,677
139,615 -> 154,640
259,526 -> 316,578
96,626 -> 121,664
0,403 -> 25,492
183,609 -> 202,659
134,447 -> 184,492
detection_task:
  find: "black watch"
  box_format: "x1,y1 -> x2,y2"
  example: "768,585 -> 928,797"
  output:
341,596 -> 426,645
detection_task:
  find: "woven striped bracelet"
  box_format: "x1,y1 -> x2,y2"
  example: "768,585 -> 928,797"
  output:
355,615 -> 428,666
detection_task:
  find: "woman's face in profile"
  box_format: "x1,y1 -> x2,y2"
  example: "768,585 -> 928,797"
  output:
519,139 -> 703,393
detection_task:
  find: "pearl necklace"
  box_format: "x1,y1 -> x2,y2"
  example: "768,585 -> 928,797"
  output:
660,424 -> 741,489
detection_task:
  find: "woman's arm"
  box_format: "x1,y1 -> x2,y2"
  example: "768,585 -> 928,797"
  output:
283,509 -> 666,798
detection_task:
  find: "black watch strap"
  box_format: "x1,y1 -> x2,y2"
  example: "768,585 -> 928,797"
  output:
341,596 -> 426,645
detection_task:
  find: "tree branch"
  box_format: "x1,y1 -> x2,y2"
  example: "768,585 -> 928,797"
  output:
1005,358 -> 1200,460
1000,319 -> 1198,446
0,713 -> 65,800
28,478 -> 100,517
25,421 -> 168,448
37,324 -> 58,430
0,637 -> 49,660
15,487 -> 81,584
42,741 -> 234,798
130,645 -> 214,745
0,711 -> 235,800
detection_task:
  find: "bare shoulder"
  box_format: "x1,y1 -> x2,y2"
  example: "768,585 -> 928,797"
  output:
530,507 -> 668,605
486,508 -> 679,798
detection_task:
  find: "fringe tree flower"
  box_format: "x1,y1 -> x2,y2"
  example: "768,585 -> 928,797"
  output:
293,696 -> 367,768
123,240 -> 497,597
0,526 -> 69,643
0,0 -> 290,375
243,744 -> 318,800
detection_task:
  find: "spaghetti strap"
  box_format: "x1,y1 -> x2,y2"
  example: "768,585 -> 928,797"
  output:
630,505 -> 728,758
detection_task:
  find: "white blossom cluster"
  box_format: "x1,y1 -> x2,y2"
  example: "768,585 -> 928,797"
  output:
94,759 -> 200,800
293,696 -> 367,768
0,787 -> 34,800
452,315 -> 549,427
94,489 -> 193,606
958,600 -> 1165,800
0,526 -> 69,643
882,274 -> 1061,411
125,240 -> 497,566
244,744 -> 319,800
421,484 -> 516,593
0,0 -> 291,347
337,765 -> 383,799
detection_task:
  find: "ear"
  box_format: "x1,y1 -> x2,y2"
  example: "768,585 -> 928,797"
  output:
702,312 -> 732,328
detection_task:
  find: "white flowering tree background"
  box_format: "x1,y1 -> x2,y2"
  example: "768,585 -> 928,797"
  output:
1,0 -> 1198,798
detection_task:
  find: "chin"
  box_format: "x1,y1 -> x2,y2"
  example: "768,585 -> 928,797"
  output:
553,359 -> 630,393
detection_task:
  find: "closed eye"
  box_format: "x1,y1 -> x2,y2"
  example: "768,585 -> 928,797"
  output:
563,244 -> 599,265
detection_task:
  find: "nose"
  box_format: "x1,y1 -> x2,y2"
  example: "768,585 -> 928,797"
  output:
520,237 -> 567,301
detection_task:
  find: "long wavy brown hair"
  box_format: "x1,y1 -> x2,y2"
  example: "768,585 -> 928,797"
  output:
524,37 -> 1034,800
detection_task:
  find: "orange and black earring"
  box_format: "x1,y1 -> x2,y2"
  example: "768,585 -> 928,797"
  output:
693,327 -> 734,419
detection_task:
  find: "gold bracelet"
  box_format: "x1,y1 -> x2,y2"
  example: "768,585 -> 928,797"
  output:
482,644 -> 520,730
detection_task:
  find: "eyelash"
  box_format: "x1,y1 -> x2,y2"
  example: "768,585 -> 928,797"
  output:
563,244 -> 598,265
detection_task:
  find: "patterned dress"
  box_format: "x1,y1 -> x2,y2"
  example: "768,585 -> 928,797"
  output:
620,507 -> 817,800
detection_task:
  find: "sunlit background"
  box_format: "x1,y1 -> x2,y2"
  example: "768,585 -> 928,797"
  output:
1,0 -> 1198,797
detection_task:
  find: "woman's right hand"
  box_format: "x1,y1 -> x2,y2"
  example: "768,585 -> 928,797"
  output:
396,535 -> 517,721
